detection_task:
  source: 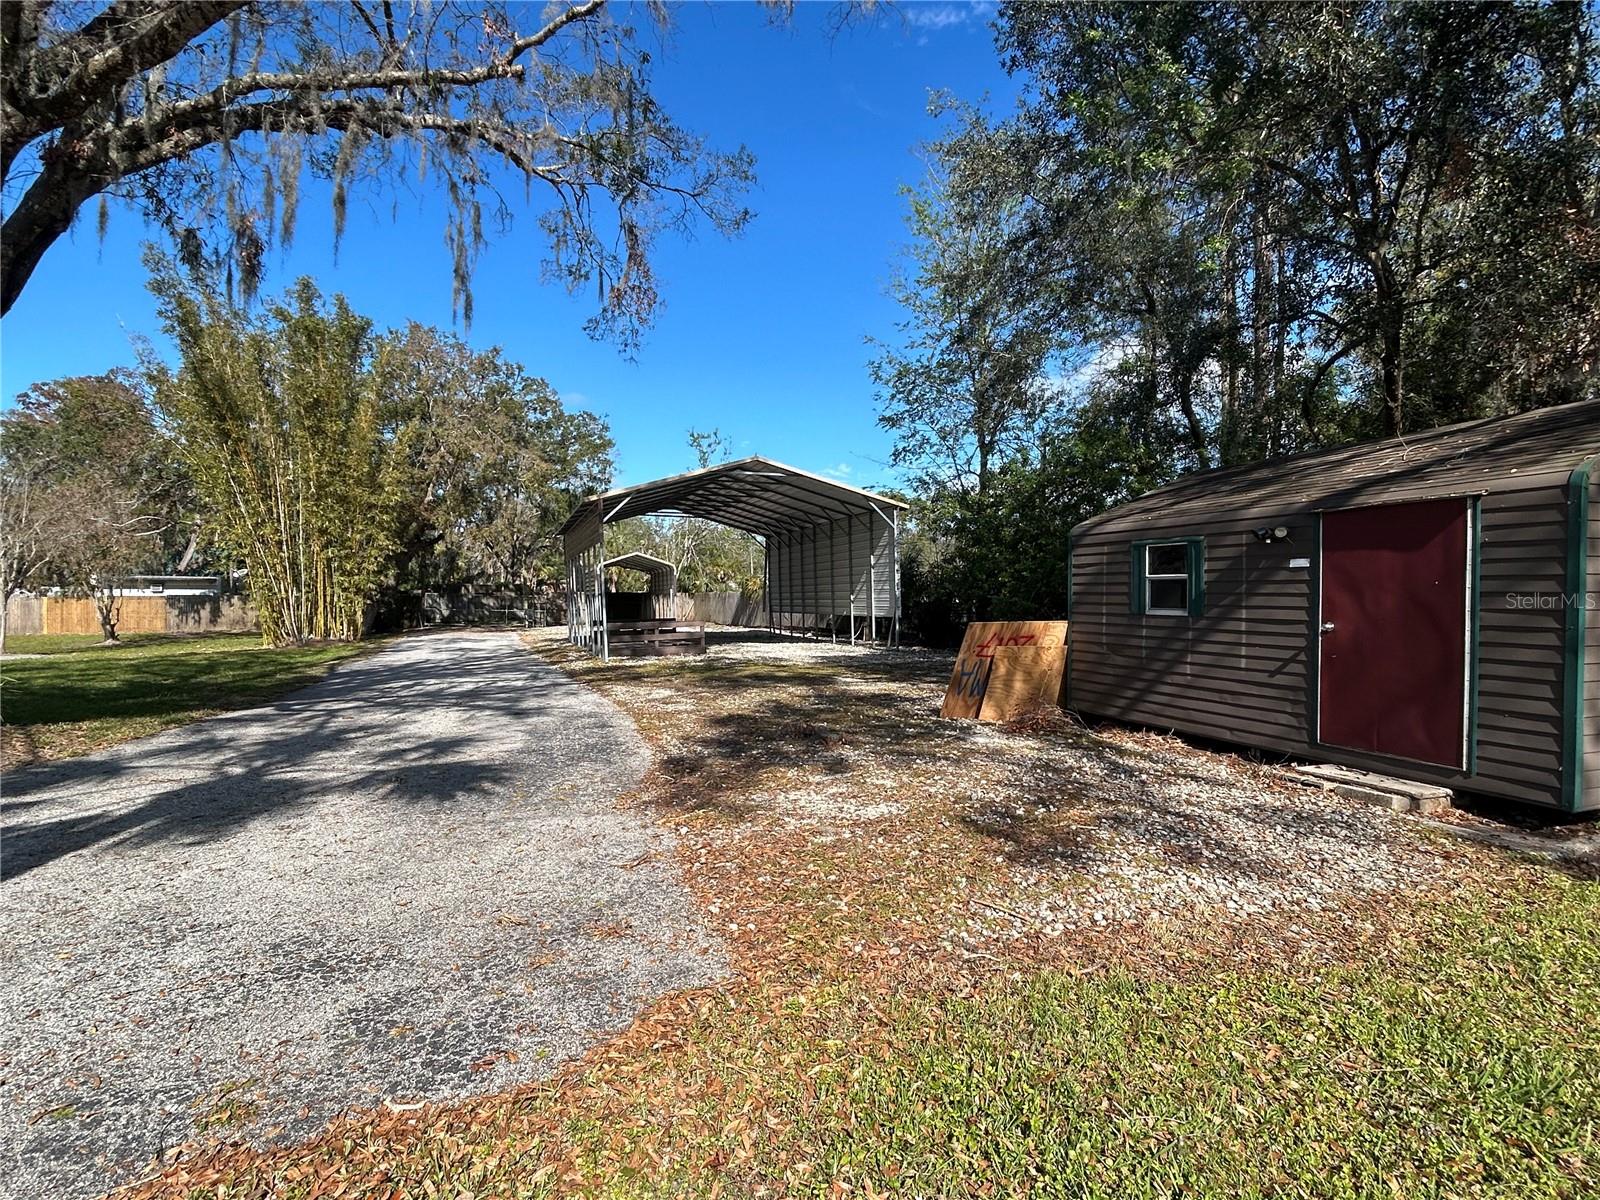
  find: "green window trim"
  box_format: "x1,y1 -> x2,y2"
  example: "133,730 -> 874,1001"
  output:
1130,537 -> 1206,618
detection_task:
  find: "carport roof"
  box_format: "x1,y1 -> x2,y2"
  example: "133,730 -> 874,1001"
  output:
602,552 -> 678,590
602,551 -> 678,574
559,456 -> 907,540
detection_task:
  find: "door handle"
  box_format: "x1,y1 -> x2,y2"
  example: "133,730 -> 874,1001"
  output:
1320,621 -> 1335,634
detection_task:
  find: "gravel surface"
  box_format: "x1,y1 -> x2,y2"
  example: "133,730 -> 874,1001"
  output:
0,631 -> 724,1200
701,628 -> 949,667
946,722 -> 1468,945
568,628 -> 1486,961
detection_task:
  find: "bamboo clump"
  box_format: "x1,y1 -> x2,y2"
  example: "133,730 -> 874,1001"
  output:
149,269 -> 406,646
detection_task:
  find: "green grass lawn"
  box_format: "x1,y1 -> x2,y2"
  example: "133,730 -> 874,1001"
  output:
1,632 -> 374,766
780,887 -> 1597,1198
128,873 -> 1598,1199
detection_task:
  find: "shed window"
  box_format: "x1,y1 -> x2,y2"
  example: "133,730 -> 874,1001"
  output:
1130,539 -> 1205,617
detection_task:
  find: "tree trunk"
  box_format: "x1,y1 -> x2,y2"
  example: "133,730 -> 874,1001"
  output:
1173,371 -> 1211,470
96,593 -> 121,644
1251,207 -> 1269,449
1270,239 -> 1288,455
0,148 -> 103,316
1371,254 -> 1405,435
1219,233 -> 1241,466
175,525 -> 201,572
1378,329 -> 1404,436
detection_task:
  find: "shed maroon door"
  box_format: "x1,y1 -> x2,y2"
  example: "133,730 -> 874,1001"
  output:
1318,498 -> 1469,768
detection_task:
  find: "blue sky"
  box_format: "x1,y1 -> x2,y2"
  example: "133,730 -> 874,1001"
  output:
0,2 -> 1012,492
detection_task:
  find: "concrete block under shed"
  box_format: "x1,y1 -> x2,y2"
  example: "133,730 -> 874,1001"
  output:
1290,764 -> 1453,815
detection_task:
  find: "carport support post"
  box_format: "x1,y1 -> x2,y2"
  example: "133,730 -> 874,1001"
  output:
867,511 -> 878,646
596,559 -> 609,661
764,538 -> 773,634
886,504 -> 901,647
848,516 -> 856,644
809,525 -> 819,640
772,532 -> 780,636
868,501 -> 900,648
829,517 -> 838,643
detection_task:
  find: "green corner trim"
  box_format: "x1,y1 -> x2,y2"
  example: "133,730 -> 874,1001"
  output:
1064,532 -> 1075,712
1312,514 -> 1323,748
1186,536 -> 1207,618
1065,531 -> 1074,620
1467,497 -> 1482,777
1562,455 -> 1596,812
1129,539 -> 1146,615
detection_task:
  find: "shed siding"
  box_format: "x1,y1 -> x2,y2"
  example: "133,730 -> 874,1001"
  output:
1072,515 -> 1316,760
1071,481 -> 1571,809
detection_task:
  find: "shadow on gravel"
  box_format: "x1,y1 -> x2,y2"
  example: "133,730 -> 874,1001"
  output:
0,643 -> 601,881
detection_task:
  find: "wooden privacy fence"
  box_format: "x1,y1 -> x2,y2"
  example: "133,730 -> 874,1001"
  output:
5,594 -> 258,637
673,591 -> 768,627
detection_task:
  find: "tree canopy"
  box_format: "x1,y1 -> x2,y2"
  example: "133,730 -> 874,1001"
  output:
381,322 -> 615,602
875,0 -> 1600,640
993,0 -> 1600,447
0,0 -> 755,341
0,371 -> 184,641
142,260 -> 612,644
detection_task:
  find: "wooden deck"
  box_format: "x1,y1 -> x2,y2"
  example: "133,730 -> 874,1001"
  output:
606,618 -> 706,657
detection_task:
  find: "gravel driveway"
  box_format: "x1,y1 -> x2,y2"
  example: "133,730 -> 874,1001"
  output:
0,631 -> 724,1199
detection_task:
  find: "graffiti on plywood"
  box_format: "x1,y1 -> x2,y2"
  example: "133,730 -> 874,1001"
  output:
940,620 -> 1069,722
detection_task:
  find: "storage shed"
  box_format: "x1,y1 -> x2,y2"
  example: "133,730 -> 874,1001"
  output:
1068,398 -> 1599,812
560,457 -> 906,659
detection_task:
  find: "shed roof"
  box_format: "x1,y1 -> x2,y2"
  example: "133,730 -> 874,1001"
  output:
560,456 -> 908,546
1076,398 -> 1599,536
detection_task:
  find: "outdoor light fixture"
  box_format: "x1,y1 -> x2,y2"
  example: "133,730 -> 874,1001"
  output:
1252,525 -> 1292,544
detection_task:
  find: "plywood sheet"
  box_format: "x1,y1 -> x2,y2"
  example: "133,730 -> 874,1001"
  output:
981,645 -> 1068,723
940,620 -> 1069,722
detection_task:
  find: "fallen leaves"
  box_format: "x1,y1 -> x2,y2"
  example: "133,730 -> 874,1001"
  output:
114,629 -> 1577,1199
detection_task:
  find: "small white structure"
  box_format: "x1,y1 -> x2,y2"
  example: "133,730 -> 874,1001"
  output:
602,552 -> 678,620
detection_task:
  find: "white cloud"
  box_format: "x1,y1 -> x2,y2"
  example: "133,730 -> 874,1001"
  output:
904,2 -> 993,32
824,462 -> 854,479
1048,341 -> 1133,396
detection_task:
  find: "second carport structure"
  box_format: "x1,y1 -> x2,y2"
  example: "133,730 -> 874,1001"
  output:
560,456 -> 907,659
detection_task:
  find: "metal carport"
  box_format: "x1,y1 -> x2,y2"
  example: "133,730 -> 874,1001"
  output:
602,551 -> 678,620
559,457 -> 907,659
